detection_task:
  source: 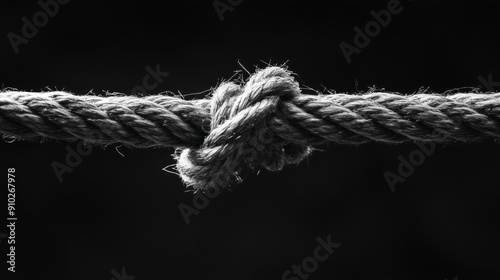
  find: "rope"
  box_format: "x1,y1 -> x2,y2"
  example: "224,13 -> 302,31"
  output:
1,67 -> 500,190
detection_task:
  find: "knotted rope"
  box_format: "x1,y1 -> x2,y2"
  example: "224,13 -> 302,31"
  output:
1,67 -> 500,189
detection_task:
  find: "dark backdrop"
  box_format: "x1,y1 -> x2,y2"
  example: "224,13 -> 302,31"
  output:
1,0 -> 499,279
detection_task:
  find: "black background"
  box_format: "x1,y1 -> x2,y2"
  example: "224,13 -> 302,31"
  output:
1,0 -> 500,279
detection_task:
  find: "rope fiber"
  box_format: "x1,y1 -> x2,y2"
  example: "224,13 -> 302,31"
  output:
2,67 -> 500,189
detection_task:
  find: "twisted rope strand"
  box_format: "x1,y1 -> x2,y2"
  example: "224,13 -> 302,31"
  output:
1,67 -> 499,189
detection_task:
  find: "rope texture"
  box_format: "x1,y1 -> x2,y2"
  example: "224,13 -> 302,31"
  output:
2,67 -> 500,189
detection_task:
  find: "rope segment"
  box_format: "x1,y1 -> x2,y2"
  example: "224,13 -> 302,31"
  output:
1,67 -> 499,189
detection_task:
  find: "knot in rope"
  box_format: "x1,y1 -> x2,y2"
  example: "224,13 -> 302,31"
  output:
175,67 -> 311,190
